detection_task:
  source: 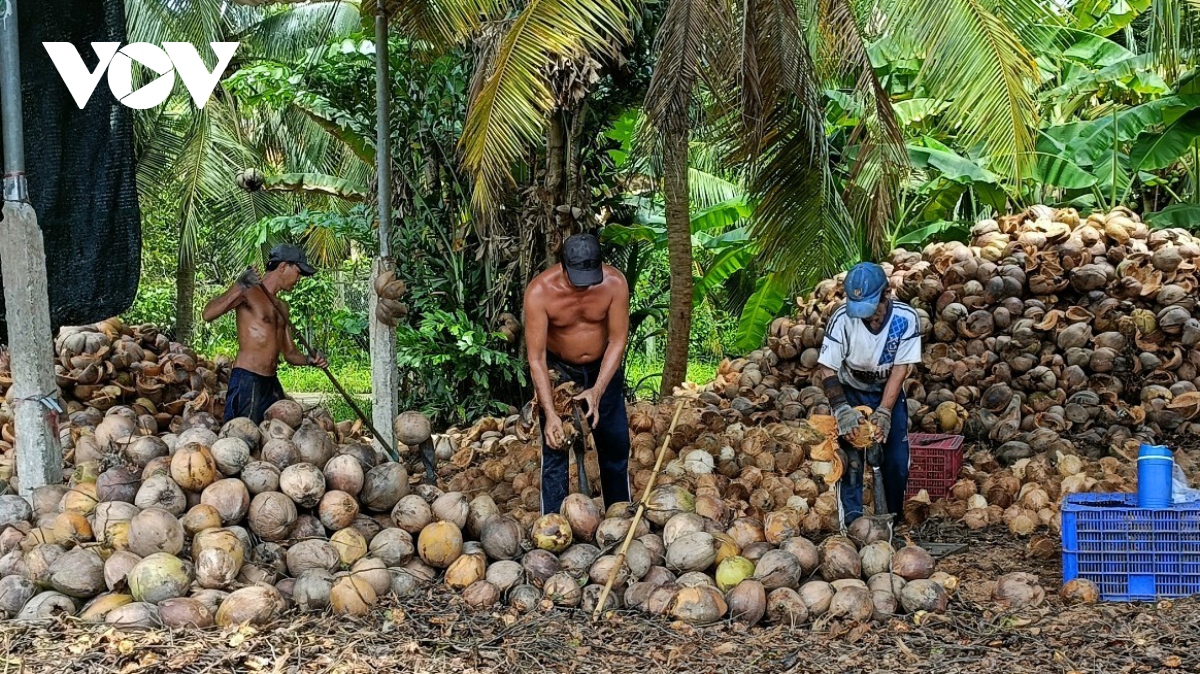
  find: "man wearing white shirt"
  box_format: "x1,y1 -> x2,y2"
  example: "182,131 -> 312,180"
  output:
817,262 -> 921,524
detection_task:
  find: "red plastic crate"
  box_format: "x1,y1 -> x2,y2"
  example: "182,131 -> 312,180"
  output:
904,433 -> 965,499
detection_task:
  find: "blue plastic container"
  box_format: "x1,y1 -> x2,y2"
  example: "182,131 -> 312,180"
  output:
1062,493 -> 1200,601
1138,444 -> 1174,509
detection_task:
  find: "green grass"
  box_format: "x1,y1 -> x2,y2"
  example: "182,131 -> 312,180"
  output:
276,355 -> 720,421
625,357 -> 719,397
277,362 -> 372,395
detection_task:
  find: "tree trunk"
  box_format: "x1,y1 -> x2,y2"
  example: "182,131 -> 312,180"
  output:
544,112 -> 568,265
661,126 -> 692,396
174,245 -> 196,344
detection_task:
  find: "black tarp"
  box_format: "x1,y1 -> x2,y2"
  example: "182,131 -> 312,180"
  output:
0,0 -> 141,342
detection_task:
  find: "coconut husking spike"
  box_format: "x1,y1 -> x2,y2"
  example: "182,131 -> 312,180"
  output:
569,405 -> 592,498
867,441 -> 888,517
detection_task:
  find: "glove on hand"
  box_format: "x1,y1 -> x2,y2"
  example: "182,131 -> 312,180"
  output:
871,407 -> 892,442
834,404 -> 863,436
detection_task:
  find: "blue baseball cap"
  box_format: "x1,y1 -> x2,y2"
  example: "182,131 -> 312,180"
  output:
844,262 -> 887,318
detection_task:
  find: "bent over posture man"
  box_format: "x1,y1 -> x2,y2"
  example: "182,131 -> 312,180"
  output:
524,233 -> 631,515
202,244 -> 327,423
817,262 -> 921,524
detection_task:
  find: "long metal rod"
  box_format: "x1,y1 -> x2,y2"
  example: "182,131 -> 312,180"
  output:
1,0 -> 27,198
374,7 -> 391,258
592,399 -> 686,620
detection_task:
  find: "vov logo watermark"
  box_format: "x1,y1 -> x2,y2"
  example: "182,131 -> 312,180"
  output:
42,42 -> 239,110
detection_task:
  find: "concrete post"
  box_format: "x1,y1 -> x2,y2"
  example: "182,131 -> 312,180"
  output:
370,8 -> 398,454
0,0 -> 63,499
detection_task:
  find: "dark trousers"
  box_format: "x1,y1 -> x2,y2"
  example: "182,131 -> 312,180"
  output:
540,352 -> 631,514
839,388 -> 909,525
223,367 -> 286,424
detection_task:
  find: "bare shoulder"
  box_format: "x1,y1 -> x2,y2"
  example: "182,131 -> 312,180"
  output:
525,267 -> 555,303
602,264 -> 627,289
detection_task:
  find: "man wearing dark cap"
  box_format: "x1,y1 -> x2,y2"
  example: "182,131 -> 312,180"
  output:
817,261 -> 921,524
202,243 -> 328,423
524,233 -> 631,514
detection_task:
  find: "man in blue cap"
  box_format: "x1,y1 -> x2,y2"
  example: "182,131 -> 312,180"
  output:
817,261 -> 921,524
202,243 -> 328,423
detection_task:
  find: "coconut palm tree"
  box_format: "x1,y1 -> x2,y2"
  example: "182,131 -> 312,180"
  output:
129,0 -> 362,342
642,0 -> 1056,391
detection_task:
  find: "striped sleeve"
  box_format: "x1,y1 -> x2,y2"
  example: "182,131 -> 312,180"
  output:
894,304 -> 922,365
817,306 -> 848,370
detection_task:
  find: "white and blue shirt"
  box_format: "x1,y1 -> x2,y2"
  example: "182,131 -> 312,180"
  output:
818,300 -> 922,392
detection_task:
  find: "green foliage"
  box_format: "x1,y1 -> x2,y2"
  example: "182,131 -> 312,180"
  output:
394,309 -> 528,425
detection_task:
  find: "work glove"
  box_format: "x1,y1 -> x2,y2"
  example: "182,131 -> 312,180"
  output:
871,407 -> 892,444
834,404 -> 863,436
237,267 -> 261,289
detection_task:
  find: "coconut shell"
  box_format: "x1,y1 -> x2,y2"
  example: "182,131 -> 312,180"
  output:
892,544 -> 935,581
798,580 -> 835,616
360,463 -> 409,512
670,585 -> 727,625
201,478 -> 251,525
1060,578 -> 1100,605
561,494 -> 602,543
899,579 -> 948,614
216,585 -> 284,627
509,584 -> 543,613
531,513 -> 573,553
79,593 -> 133,622
128,552 -> 191,604
473,517 -> 522,563
418,521 -> 464,569
128,508 -> 184,557
766,587 -> 809,625
543,572 -> 582,607
463,580 -> 502,610
331,528 -> 368,566
104,601 -> 160,629
726,578 -> 767,626
154,597 -> 212,629
247,492 -> 298,542
818,537 -> 860,582
0,575 -> 36,618
293,570 -> 335,611
241,462 -> 281,495
369,528 -> 414,567
992,572 -> 1045,608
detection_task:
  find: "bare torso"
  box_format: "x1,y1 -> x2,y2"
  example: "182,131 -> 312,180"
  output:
233,286 -> 290,376
528,265 -> 623,364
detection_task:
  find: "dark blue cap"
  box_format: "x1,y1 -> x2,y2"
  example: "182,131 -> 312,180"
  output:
562,234 -> 603,287
844,262 -> 887,318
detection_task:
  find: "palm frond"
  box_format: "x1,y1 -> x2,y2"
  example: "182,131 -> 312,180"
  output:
819,0 -> 906,259
747,103 -> 855,291
688,167 -> 742,207
461,0 -> 632,219
643,0 -> 729,136
125,0 -> 226,46
239,1 -> 362,63
731,0 -> 818,159
377,0 -> 506,47
883,0 -> 1050,182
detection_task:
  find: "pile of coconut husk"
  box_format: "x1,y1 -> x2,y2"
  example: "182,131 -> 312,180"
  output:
0,391 -> 997,632
0,319 -> 229,472
709,206 -> 1200,464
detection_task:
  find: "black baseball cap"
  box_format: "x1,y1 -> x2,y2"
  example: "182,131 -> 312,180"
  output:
562,234 -> 603,287
267,243 -> 316,276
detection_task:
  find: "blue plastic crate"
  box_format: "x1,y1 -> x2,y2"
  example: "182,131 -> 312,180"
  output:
1061,493 -> 1200,601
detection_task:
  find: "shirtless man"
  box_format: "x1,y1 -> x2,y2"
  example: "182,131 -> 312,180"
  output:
524,233 -> 631,514
202,243 -> 328,423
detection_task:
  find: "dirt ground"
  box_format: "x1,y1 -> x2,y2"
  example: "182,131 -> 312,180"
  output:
0,524 -> 1195,674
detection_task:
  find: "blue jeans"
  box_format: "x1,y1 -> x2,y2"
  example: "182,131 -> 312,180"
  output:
223,368 -> 286,424
540,352 -> 631,514
839,388 -> 909,525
